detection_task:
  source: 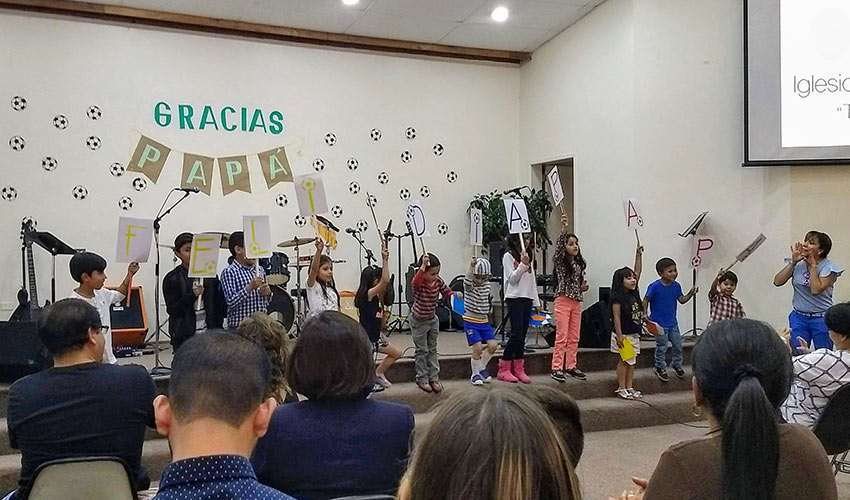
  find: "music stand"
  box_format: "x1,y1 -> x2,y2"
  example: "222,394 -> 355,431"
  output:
30,231 -> 80,304
678,211 -> 708,338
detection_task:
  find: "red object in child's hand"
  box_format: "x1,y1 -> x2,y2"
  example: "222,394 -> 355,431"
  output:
644,319 -> 662,337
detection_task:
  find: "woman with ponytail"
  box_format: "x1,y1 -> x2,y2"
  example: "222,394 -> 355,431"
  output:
620,319 -> 836,500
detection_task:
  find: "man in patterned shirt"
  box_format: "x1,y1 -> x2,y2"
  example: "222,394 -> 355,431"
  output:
220,231 -> 271,329
153,332 -> 293,500
707,269 -> 745,326
780,302 -> 850,427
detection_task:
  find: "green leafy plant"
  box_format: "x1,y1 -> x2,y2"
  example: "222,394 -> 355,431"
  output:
468,188 -> 554,249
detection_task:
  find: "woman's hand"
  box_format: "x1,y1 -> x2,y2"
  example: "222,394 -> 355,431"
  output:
790,242 -> 804,263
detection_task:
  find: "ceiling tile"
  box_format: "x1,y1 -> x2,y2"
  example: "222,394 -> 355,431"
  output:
239,0 -> 369,32
439,23 -> 550,51
363,0 -> 487,23
466,0 -> 583,31
345,14 -> 459,43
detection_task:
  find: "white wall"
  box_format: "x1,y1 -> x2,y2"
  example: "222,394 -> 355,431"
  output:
0,10 -> 521,326
521,0 -> 795,330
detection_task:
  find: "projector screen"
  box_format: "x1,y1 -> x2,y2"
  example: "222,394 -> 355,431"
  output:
745,0 -> 850,166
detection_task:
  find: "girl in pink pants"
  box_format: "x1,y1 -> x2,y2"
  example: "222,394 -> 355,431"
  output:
551,213 -> 588,382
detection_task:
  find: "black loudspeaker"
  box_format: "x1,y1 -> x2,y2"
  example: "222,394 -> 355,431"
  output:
0,321 -> 53,382
110,286 -> 148,348
579,300 -> 612,348
488,241 -> 506,279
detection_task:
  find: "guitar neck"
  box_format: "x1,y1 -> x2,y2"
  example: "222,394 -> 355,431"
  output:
26,243 -> 38,308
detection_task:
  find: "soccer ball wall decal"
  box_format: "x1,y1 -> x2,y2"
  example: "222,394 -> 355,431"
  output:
110,162 -> 126,177
370,128 -> 382,141
400,151 -> 412,163
294,215 -> 307,227
377,172 -> 389,184
313,158 -> 325,172
41,157 -> 58,171
433,143 -> 444,156
348,182 -> 361,195
9,136 -> 25,151
118,196 -> 133,210
405,127 -> 416,140
420,186 -> 431,198
324,133 -> 337,146
87,105 -> 102,120
275,194 -> 288,207
1,186 -> 17,201
331,205 -> 344,218
347,158 -> 359,171
86,136 -> 102,150
11,96 -> 27,111
53,115 -> 68,130
356,220 -> 369,232
437,223 -> 448,235
366,194 -> 377,208
132,177 -> 147,191
446,171 -> 458,183
72,185 -> 89,200
399,188 -> 410,200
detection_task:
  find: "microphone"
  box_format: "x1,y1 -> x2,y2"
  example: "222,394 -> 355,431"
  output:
503,186 -> 527,196
177,187 -> 200,193
346,227 -> 359,235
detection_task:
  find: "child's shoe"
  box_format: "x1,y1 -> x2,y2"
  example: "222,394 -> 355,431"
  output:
551,370 -> 566,383
417,381 -> 433,393
673,366 -> 685,379
512,359 -> 532,384
470,374 -> 485,386
614,388 -> 633,400
653,367 -> 669,382
430,380 -> 443,393
479,368 -> 492,383
565,367 -> 587,380
627,388 -> 643,399
497,360 -> 519,383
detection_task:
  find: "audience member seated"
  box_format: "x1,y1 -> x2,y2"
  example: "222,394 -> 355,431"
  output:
153,331 -> 293,500
236,313 -> 296,403
523,385 -> 584,467
780,302 -> 850,427
252,311 -> 414,500
398,386 -> 582,500
4,299 -> 156,500
622,319 -> 836,500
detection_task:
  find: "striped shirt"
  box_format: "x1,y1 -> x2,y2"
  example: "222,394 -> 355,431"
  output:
411,270 -> 454,321
220,261 -> 270,329
463,272 -> 490,323
781,349 -> 850,427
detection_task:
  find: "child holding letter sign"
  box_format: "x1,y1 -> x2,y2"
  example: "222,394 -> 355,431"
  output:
163,233 -> 226,352
551,212 -> 589,382
220,231 -> 271,329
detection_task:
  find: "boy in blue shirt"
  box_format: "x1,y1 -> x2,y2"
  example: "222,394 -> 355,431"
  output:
643,258 -> 698,382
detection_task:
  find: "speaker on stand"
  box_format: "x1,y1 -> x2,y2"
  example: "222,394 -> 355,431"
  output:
578,287 -> 612,348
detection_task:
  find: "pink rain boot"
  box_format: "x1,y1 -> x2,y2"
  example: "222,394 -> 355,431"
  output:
497,359 -> 519,383
512,359 -> 532,384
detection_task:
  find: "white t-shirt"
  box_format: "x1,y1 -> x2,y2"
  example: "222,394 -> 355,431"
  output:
68,288 -> 125,364
306,281 -> 339,318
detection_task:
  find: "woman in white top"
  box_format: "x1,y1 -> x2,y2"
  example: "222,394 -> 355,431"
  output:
306,238 -> 339,318
498,233 -> 540,384
781,301 -> 850,427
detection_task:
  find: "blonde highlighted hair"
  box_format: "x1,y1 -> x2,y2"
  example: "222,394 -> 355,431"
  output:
400,387 -> 582,500
235,313 -> 290,402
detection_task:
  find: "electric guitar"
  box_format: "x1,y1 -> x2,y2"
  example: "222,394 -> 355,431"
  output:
9,220 -> 44,322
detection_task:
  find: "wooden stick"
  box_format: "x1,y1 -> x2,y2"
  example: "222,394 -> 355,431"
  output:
420,237 -> 428,257
634,229 -> 641,248
519,233 -> 527,254
194,278 -> 202,311
366,193 -> 383,243
125,275 -> 132,307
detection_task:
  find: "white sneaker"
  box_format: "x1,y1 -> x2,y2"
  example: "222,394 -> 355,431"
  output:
614,388 -> 634,400
376,373 -> 392,388
470,373 -> 485,386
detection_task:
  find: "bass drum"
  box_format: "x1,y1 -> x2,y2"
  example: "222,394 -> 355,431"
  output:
267,285 -> 295,331
266,252 -> 291,286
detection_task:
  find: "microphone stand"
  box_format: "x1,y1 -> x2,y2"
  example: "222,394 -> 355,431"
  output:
348,230 -> 376,272
150,189 -> 192,377
386,227 -> 412,335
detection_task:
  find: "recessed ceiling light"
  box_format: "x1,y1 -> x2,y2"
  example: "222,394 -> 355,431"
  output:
342,0 -> 359,5
491,6 -> 509,22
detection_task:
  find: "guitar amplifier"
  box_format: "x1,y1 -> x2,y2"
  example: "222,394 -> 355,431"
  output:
110,286 -> 148,348
0,321 -> 53,382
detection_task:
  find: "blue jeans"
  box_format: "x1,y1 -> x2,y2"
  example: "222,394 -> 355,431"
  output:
789,310 -> 832,351
654,325 -> 683,371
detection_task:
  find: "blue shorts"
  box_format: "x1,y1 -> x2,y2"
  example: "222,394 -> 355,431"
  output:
464,320 -> 495,346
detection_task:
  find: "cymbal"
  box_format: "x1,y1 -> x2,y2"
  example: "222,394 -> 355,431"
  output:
277,237 -> 316,248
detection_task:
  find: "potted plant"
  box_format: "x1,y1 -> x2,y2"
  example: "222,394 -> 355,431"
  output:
468,188 -> 554,251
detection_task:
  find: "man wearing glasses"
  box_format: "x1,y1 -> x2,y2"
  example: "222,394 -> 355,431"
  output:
4,299 -> 156,500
